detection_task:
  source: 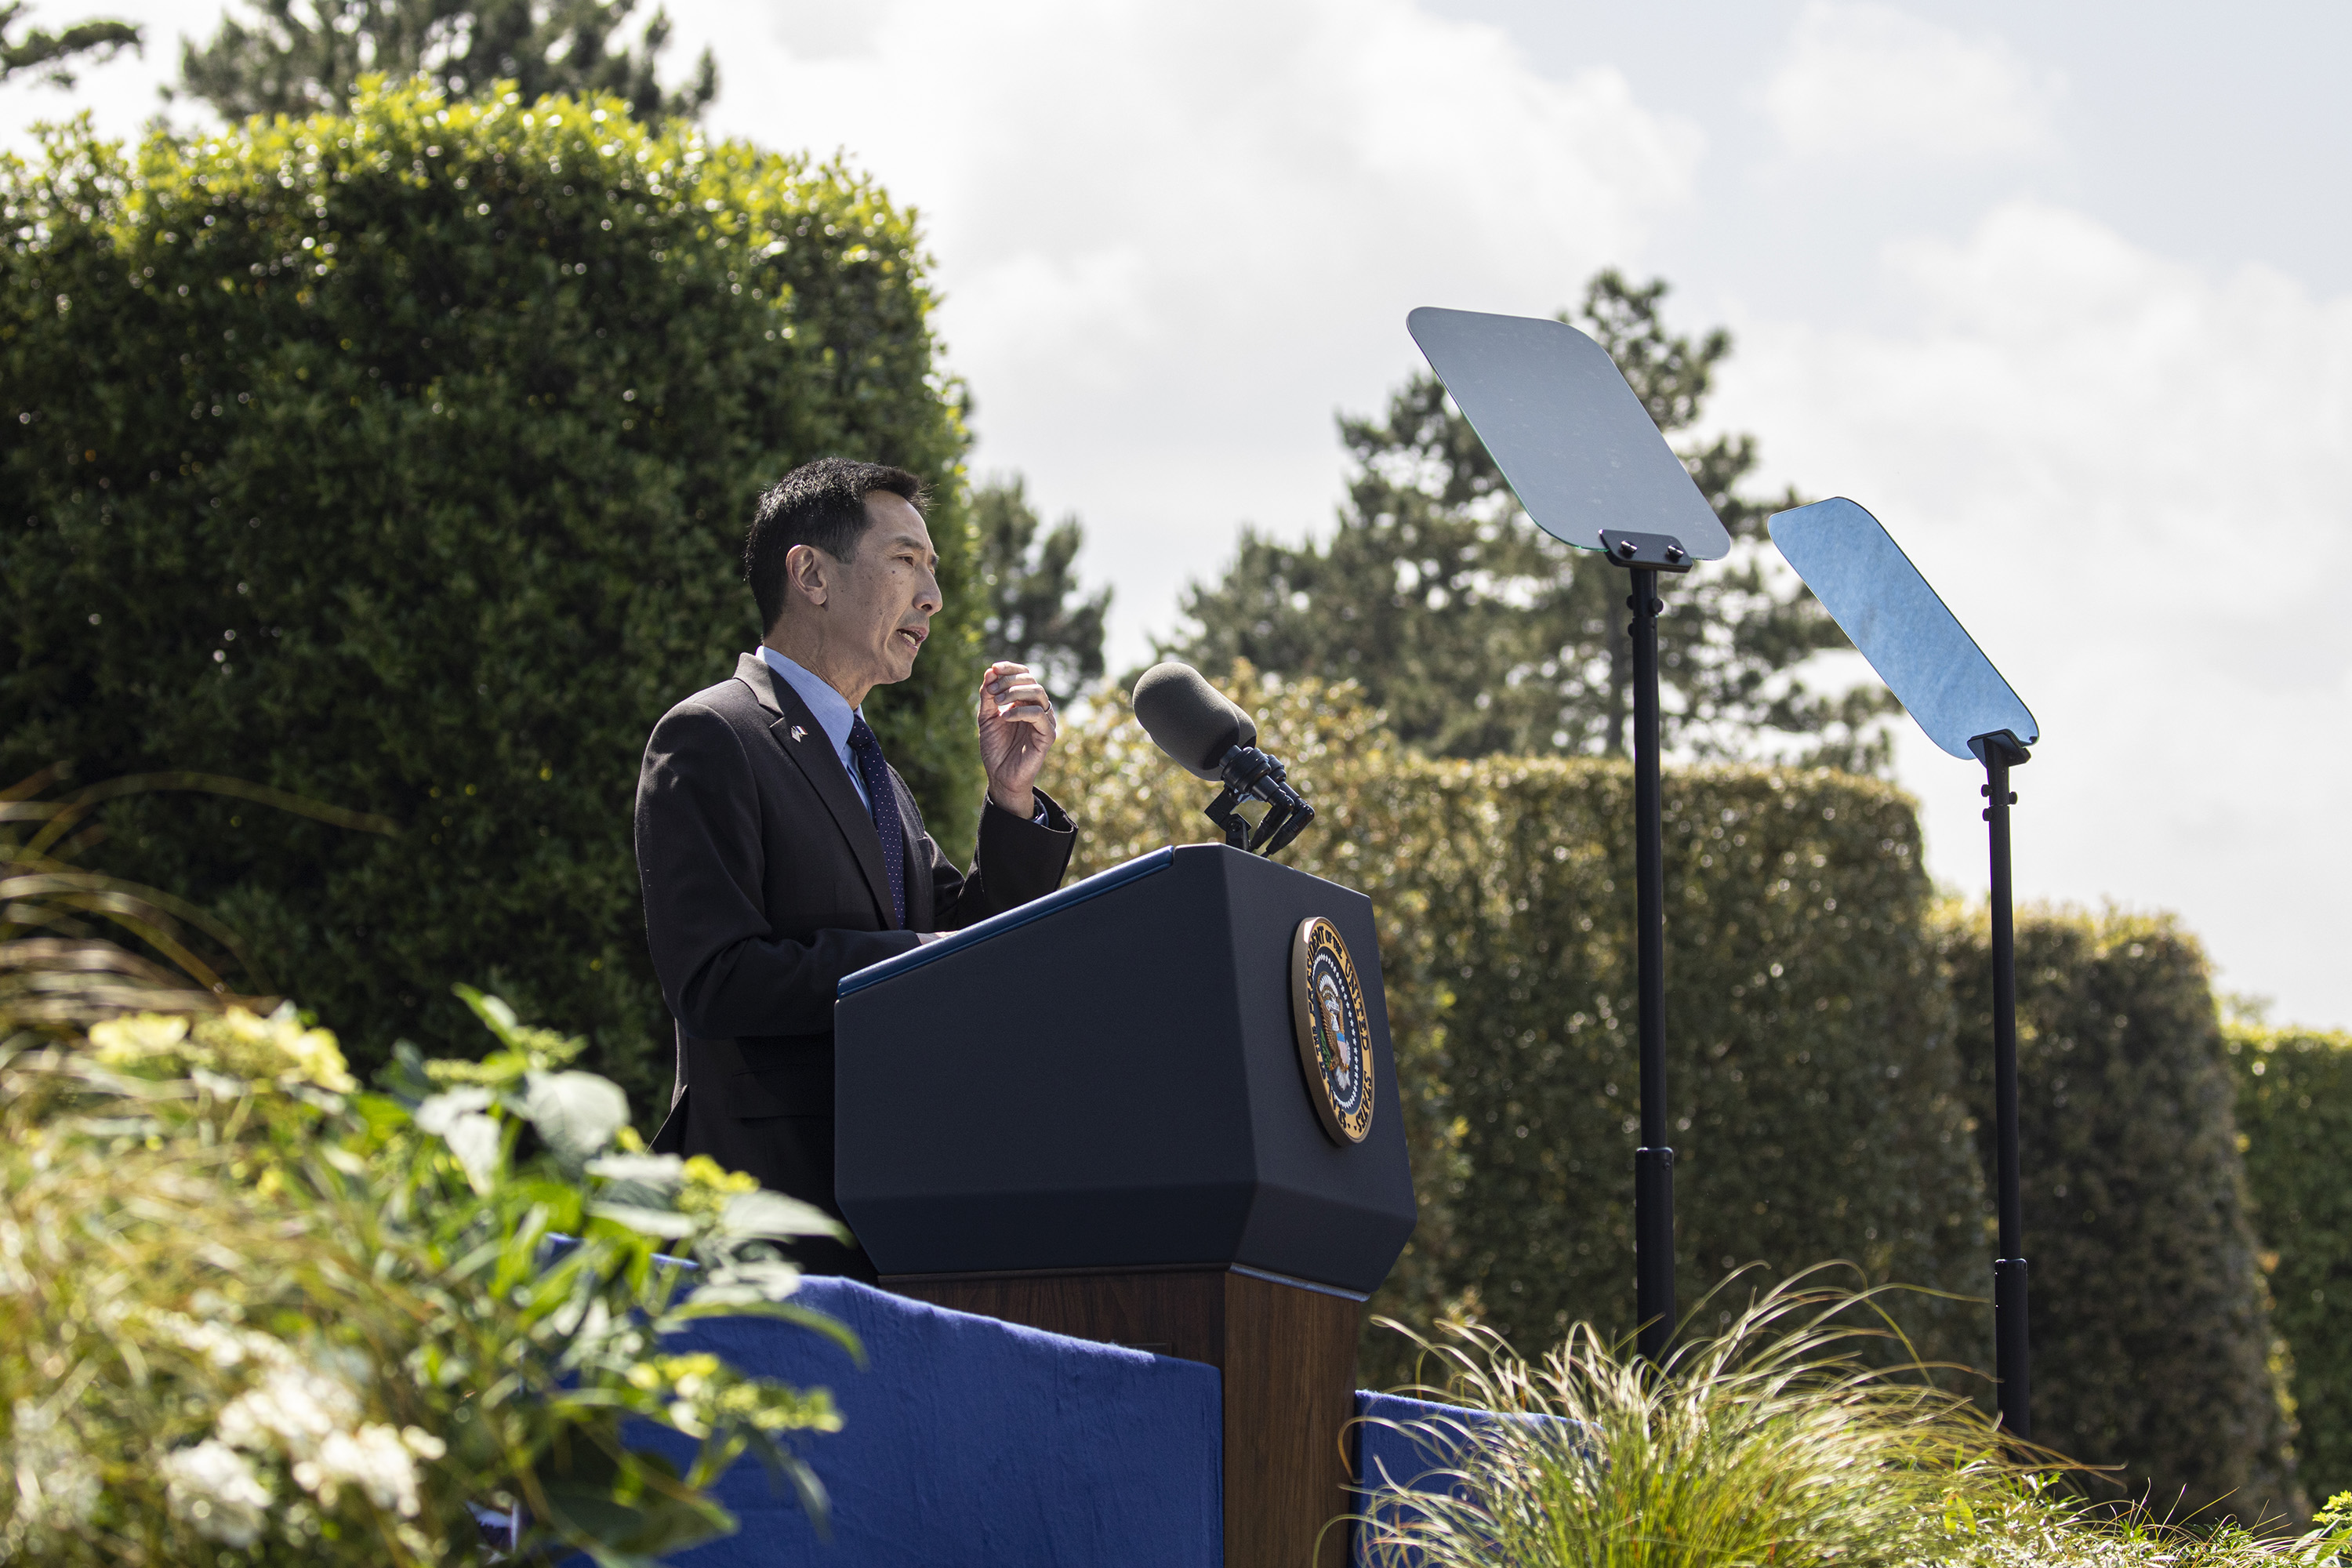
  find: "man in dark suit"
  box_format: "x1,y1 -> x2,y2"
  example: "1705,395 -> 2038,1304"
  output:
634,457 -> 1075,1277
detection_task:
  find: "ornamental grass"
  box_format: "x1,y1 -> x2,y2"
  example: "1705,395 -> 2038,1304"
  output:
1353,1271 -> 2351,1568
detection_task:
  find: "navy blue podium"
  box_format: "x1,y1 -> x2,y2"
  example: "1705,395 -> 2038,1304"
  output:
836,844 -> 1417,1567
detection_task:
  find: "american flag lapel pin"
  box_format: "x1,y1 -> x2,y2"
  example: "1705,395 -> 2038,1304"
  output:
789,725 -> 807,742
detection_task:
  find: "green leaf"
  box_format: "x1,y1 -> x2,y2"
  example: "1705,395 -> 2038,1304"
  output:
658,1298 -> 864,1363
586,1202 -> 698,1239
524,1069 -> 630,1164
716,1187 -> 847,1241
454,984 -> 521,1038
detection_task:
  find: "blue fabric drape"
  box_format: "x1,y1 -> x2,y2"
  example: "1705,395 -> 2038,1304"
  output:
583,1281 -> 1523,1565
622,1278 -> 1221,1566
1350,1391 -> 1486,1567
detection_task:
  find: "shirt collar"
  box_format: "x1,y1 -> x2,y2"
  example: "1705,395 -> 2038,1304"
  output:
757,646 -> 862,757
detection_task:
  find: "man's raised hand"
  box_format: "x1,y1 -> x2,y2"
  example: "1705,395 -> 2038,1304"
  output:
976,660 -> 1057,819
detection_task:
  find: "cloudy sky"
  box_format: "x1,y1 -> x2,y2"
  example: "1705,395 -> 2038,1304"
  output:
8,0 -> 2349,1027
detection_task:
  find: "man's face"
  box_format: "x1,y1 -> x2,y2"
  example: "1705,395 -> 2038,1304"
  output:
824,492 -> 941,690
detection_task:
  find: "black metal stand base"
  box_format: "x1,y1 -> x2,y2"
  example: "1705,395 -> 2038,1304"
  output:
1994,1256 -> 2031,1439
1617,551 -> 1688,1367
1635,1145 -> 1676,1362
1976,731 -> 2032,1442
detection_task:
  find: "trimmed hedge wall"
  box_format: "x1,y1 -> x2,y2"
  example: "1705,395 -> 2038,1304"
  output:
1412,753 -> 1986,1370
0,81 -> 982,1109
1046,669 -> 1988,1386
2230,1025 -> 2352,1501
1944,910 -> 2302,1522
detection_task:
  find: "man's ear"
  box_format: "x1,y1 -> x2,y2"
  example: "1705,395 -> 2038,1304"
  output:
784,543 -> 829,608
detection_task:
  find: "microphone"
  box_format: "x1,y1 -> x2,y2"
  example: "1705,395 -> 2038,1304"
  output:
1132,661 -> 1258,779
1129,662 -> 1315,857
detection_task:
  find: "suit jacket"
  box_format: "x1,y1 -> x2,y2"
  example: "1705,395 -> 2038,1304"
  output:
634,652 -> 1075,1276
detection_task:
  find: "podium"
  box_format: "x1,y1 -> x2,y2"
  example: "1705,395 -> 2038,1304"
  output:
837,844 -> 1417,1566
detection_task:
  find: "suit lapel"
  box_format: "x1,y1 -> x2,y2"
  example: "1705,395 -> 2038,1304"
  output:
733,653 -> 898,928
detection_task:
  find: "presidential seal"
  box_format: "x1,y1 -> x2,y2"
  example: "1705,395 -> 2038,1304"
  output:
1291,916 -> 1374,1145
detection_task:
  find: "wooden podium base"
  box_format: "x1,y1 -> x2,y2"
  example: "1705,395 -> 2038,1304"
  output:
883,1264 -> 1361,1567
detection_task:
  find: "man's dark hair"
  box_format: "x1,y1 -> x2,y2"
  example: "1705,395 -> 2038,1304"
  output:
743,457 -> 926,632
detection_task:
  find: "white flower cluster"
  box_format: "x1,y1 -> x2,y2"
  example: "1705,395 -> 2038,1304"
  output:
296,1423 -> 443,1517
147,1313 -> 446,1545
4,1396 -> 102,1554
216,1360 -> 364,1457
0,1208 -> 35,1300
158,1439 -> 271,1550
150,1306 -> 276,1372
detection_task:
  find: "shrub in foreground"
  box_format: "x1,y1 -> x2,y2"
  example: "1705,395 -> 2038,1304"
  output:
0,989 -> 850,1564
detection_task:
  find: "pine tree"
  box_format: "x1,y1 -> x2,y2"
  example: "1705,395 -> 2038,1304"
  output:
0,1 -> 137,86
971,476 -> 1109,706
1171,271 -> 1895,771
177,0 -> 713,124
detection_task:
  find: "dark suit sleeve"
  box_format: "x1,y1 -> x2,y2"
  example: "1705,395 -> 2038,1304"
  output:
905,784 -> 1076,931
637,703 -> 919,1038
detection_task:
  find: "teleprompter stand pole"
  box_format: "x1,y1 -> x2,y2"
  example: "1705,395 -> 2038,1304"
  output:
1977,732 -> 2031,1441
1605,529 -> 1690,1367
1766,494 -> 2043,1442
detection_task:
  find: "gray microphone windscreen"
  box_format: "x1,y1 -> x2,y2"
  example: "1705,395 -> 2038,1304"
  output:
1131,662 -> 1256,780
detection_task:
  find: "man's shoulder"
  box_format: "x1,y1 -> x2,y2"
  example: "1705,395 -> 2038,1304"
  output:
644,668 -> 780,763
655,667 -> 766,728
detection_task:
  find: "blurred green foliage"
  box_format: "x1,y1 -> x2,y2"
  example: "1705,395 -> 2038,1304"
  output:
0,989 -> 852,1564
1,79 -> 985,1109
1944,910 -> 2302,1524
2229,1025 -> 2352,1503
1046,666 -> 1986,1391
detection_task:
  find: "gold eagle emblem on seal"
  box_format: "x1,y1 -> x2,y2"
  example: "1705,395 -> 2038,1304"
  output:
1290,915 -> 1374,1145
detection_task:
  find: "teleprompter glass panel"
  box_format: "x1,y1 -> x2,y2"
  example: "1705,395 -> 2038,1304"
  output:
1769,496 -> 2037,760
1406,306 -> 1730,560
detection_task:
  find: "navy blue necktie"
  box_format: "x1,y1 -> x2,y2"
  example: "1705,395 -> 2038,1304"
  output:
847,714 -> 907,930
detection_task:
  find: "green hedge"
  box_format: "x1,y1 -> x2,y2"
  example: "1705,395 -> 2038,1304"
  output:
1945,911 -> 2301,1522
2230,1025 -> 2352,1501
1047,669 -> 1987,1386
0,80 -> 982,1109
1417,757 -> 1987,1371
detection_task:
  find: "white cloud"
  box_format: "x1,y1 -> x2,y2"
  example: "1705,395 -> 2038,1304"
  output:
1711,200 -> 2352,1023
669,0 -> 1701,659
1762,2 -> 2062,162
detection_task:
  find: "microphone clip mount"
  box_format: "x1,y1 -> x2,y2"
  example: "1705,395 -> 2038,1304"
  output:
1203,745 -> 1315,858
